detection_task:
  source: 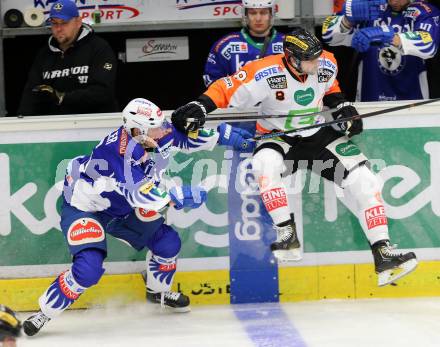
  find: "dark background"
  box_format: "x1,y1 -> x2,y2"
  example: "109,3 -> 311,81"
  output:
4,25 -> 440,116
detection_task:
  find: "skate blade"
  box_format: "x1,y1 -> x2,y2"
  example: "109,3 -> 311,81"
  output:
160,304 -> 191,313
378,258 -> 418,287
273,249 -> 302,262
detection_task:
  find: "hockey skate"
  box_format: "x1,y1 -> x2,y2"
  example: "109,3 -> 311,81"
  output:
141,270 -> 190,313
270,220 -> 302,262
372,240 -> 418,286
23,311 -> 50,336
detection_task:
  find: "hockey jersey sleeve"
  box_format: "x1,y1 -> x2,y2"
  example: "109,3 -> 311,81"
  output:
321,15 -> 355,47
203,38 -> 234,87
171,127 -> 220,154
204,56 -> 279,110
91,130 -> 171,212
397,3 -> 440,59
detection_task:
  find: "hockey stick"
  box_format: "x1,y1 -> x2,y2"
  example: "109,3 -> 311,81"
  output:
254,98 -> 440,141
186,106 -> 339,123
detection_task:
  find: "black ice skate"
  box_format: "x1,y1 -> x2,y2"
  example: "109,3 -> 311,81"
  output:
372,240 -> 418,286
146,289 -> 191,313
23,311 -> 50,336
141,270 -> 190,313
270,218 -> 301,262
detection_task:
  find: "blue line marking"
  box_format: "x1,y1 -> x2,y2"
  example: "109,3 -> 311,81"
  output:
233,303 -> 307,347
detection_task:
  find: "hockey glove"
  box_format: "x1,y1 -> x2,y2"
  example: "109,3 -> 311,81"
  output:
351,26 -> 395,52
331,102 -> 363,138
171,101 -> 207,134
343,0 -> 385,24
169,185 -> 207,210
217,123 -> 255,152
32,84 -> 65,105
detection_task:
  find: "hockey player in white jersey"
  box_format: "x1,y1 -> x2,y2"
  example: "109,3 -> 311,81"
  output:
172,28 -> 418,287
22,98 -> 254,336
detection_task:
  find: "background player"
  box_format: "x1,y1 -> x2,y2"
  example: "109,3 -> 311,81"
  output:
322,0 -> 440,101
203,0 -> 284,87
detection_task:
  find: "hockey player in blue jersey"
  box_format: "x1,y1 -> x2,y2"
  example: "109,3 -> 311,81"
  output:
22,98 -> 254,336
322,0 -> 440,101
203,0 -> 284,87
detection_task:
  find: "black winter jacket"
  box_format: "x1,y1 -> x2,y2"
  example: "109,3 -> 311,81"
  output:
18,24 -> 118,116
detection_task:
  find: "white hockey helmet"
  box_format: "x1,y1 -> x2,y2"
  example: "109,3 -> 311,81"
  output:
242,0 -> 276,27
122,98 -> 167,143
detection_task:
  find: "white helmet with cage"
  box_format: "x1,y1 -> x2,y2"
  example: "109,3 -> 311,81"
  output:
242,0 -> 276,27
122,98 -> 169,146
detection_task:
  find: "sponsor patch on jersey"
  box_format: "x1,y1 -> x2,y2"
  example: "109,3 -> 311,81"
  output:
135,208 -> 162,222
285,35 -> 309,51
272,42 -> 284,53
223,77 -> 234,89
404,7 -> 422,19
365,205 -> 387,230
119,129 -> 128,155
67,218 -> 105,246
276,91 -> 285,100
267,75 -> 287,89
221,42 -> 248,60
335,142 -> 361,156
322,15 -> 338,34
103,63 -> 113,70
214,34 -> 240,52
261,188 -> 288,212
294,88 -> 315,106
419,31 -> 433,43
317,68 -> 334,83
255,66 -> 282,81
140,181 -> 155,195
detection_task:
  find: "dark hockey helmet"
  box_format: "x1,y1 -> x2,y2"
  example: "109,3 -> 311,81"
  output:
283,28 -> 323,63
0,305 -> 21,339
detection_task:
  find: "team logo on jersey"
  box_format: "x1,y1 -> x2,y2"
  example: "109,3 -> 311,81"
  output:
294,88 -> 314,106
378,46 -> 405,76
317,68 -> 334,83
267,75 -> 287,89
221,42 -> 248,60
255,66 -> 282,81
67,218 -> 105,246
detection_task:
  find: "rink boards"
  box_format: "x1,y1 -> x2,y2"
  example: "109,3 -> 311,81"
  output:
1,102 -> 440,310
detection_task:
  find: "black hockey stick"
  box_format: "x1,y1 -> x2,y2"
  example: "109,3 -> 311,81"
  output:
186,106 -> 339,123
254,98 -> 440,141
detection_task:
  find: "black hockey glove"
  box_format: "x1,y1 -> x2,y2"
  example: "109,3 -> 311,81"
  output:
171,101 -> 207,133
32,84 -> 65,106
331,102 -> 363,138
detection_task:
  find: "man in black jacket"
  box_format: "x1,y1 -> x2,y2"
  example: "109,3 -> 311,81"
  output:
18,0 -> 118,116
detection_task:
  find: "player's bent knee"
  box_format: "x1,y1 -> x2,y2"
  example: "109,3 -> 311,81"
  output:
72,248 -> 106,288
253,148 -> 285,185
150,224 -> 181,258
343,165 -> 382,203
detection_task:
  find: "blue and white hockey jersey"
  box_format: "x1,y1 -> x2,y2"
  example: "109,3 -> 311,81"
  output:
322,1 -> 440,101
203,28 -> 284,87
63,124 -> 219,217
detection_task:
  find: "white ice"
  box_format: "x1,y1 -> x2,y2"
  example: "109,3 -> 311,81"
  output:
16,297 -> 440,347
